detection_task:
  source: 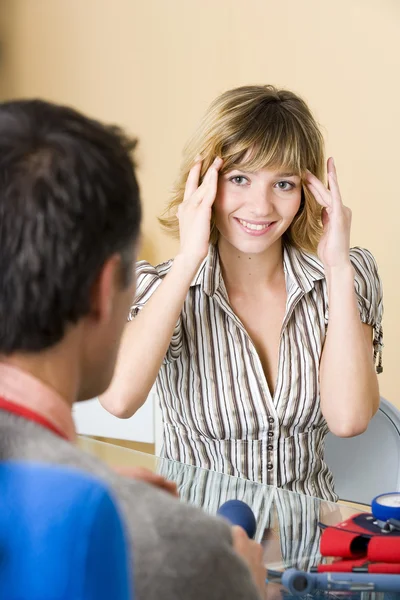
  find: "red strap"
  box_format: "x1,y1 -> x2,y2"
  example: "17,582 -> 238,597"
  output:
0,396 -> 67,440
369,537 -> 400,563
320,527 -> 369,558
318,558 -> 367,572
318,559 -> 400,574
369,563 -> 400,574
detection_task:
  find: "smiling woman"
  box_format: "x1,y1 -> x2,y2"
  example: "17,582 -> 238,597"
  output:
99,85 -> 383,502
215,168 -> 302,250
160,85 -> 324,252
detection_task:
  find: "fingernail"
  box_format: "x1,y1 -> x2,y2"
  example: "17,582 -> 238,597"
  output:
194,154 -> 202,163
213,156 -> 223,167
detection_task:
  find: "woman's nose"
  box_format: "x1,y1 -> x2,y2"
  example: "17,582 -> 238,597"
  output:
248,187 -> 275,217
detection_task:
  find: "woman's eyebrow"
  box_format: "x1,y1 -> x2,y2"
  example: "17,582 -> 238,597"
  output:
225,167 -> 253,173
224,169 -> 300,177
275,171 -> 299,177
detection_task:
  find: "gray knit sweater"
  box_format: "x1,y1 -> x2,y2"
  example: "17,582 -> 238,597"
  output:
0,412 -> 261,600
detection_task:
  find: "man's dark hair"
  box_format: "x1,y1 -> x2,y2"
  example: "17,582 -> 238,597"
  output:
0,99 -> 141,353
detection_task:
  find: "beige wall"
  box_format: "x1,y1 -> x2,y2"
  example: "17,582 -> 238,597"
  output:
0,0 -> 399,405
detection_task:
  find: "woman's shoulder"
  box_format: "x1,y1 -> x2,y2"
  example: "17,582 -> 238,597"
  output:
349,246 -> 379,272
348,246 -> 382,306
293,245 -> 379,278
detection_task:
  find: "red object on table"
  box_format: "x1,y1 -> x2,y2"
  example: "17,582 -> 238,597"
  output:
317,512 -> 400,574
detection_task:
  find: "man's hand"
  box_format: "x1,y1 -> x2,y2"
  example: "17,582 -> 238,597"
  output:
232,526 -> 266,597
114,465 -> 179,497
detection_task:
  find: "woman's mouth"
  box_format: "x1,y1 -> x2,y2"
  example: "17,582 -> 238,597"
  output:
234,218 -> 276,236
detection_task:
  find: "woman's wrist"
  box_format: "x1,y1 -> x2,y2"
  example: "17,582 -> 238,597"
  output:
173,252 -> 205,282
324,261 -> 355,299
324,260 -> 353,280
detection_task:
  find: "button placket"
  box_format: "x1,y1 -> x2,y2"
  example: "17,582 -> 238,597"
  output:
265,413 -> 279,487
266,421 -> 275,484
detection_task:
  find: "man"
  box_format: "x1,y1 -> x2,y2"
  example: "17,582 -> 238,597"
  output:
0,99 -> 264,599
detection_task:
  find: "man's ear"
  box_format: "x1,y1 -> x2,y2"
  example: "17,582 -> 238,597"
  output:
89,254 -> 121,323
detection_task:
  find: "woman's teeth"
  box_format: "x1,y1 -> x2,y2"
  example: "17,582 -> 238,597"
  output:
238,219 -> 270,231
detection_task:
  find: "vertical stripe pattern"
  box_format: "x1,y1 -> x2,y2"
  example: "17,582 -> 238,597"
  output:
130,244 -> 383,502
157,456 -> 330,571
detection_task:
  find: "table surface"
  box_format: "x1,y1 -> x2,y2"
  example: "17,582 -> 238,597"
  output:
78,436 -> 397,599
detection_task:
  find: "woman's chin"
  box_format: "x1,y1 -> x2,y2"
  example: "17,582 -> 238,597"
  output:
219,233 -> 279,256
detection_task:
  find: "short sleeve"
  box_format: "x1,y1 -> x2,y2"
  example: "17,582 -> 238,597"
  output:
129,260 -> 163,320
128,260 -> 183,362
350,247 -> 383,374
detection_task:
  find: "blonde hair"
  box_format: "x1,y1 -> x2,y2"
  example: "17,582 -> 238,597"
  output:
160,85 -> 325,252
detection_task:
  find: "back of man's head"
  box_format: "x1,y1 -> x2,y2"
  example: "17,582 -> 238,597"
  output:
0,100 -> 141,376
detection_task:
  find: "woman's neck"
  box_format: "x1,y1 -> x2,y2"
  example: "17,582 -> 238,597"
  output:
217,236 -> 285,295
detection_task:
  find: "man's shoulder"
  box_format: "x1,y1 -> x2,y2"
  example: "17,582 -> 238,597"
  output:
0,412 -> 227,540
0,415 -> 260,600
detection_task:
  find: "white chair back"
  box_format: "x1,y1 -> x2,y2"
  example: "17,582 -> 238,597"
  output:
325,397 -> 400,505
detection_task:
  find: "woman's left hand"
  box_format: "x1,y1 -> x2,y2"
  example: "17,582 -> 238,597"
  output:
305,157 -> 352,269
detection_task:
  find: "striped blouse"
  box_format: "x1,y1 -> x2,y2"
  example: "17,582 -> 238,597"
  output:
130,244 -> 383,502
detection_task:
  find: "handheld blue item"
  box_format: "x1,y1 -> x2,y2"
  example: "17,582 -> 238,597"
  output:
217,499 -> 257,539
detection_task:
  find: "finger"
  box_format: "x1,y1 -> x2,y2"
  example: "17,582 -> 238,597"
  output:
201,166 -> 220,208
185,157 -> 222,207
305,169 -> 332,202
321,207 -> 330,227
306,181 -> 330,208
164,481 -> 179,497
231,525 -> 249,549
155,478 -> 179,496
183,158 -> 202,202
198,155 -> 222,186
154,475 -> 178,492
327,158 -> 343,208
113,465 -> 150,478
118,466 -> 178,497
140,471 -> 174,488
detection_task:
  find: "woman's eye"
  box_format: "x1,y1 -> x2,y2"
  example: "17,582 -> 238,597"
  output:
230,175 -> 248,185
275,181 -> 295,191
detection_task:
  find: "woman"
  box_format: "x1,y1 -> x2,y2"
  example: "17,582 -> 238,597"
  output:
100,85 -> 383,501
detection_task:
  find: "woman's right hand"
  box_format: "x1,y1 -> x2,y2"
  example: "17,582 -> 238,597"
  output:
177,156 -> 223,267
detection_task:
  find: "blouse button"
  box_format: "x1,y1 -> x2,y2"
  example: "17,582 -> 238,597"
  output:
267,444 -> 273,451
267,431 -> 273,438
268,416 -> 274,424
267,462 -> 273,470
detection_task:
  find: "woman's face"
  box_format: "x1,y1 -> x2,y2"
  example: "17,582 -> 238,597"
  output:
213,166 -> 302,254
